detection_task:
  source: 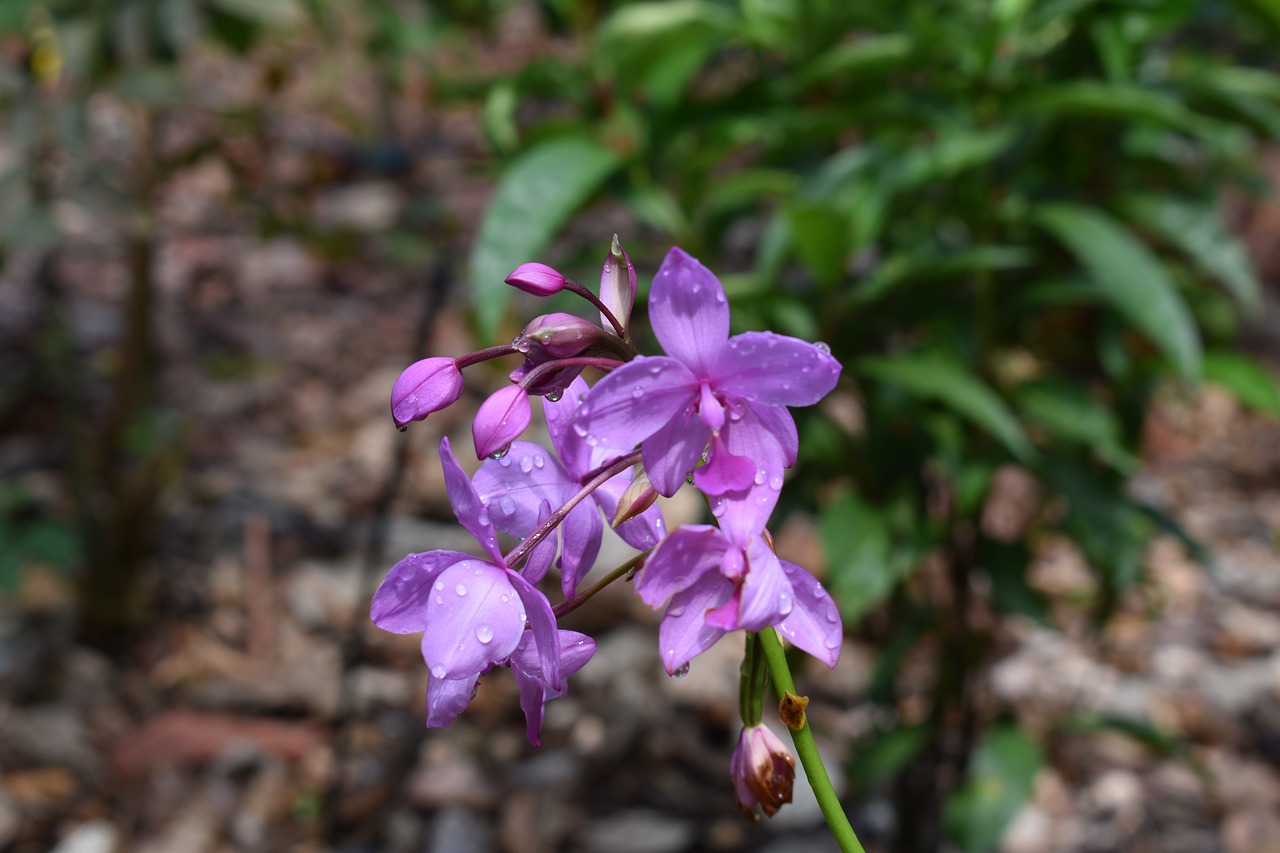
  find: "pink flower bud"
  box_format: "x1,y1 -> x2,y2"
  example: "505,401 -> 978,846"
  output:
612,470 -> 658,527
472,385 -> 532,459
599,234 -> 636,333
505,262 -> 567,296
516,312 -> 611,359
730,725 -> 795,820
390,357 -> 464,430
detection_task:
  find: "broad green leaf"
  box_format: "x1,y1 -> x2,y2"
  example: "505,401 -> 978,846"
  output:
857,352 -> 1035,461
820,492 -> 921,622
985,541 -> 1049,622
1013,81 -> 1219,137
1202,350 -> 1280,417
595,1 -> 734,105
945,724 -> 1044,853
1013,378 -> 1137,472
1034,204 -> 1201,378
468,137 -> 622,337
1118,194 -> 1261,312
850,725 -> 931,789
847,246 -> 1034,307
886,127 -> 1017,191
787,34 -> 912,90
785,201 -> 847,288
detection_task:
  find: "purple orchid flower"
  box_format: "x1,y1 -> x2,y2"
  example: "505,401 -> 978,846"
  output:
474,376 -> 666,596
571,247 -> 840,498
635,517 -> 842,675
370,437 -> 586,740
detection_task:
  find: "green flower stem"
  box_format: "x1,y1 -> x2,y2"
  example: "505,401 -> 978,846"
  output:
758,629 -> 866,853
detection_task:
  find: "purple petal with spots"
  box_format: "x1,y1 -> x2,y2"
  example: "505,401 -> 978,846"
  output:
735,536 -> 791,632
439,437 -> 503,565
658,571 -> 735,675
713,332 -> 842,407
419,560 -> 523,679
542,376 -> 595,474
636,524 -> 726,607
510,630 -> 596,745
775,560 -> 843,668
508,571 -> 561,690
648,247 -> 730,375
424,674 -> 479,728
574,356 -> 698,459
642,402 -> 710,497
474,441 -> 575,537
370,550 -> 472,634
472,385 -> 532,460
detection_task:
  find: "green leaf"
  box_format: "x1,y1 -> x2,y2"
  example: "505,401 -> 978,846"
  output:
945,724 -> 1043,853
819,493 -> 920,622
850,724 -> 931,790
1202,350 -> 1280,417
787,33 -> 913,90
1013,378 -> 1138,472
595,0 -> 734,106
886,127 -> 1017,191
785,201 -> 848,288
468,136 -> 622,337
847,246 -> 1035,307
1118,194 -> 1261,312
857,351 -> 1034,461
1012,81 -> 1219,137
1034,204 -> 1201,378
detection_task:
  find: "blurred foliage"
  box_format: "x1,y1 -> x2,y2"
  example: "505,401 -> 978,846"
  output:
462,0 -> 1280,847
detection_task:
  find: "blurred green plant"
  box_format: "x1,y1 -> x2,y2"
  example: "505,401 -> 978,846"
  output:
461,0 -> 1280,848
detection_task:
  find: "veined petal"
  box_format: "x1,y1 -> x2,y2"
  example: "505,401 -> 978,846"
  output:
649,247 -> 730,375
542,376 -> 594,475
391,357 -> 464,429
775,560 -> 843,668
521,500 -> 557,586
658,571 -> 735,674
574,356 -> 697,458
642,402 -> 710,497
736,402 -> 798,468
472,385 -> 532,460
508,571 -> 562,690
424,675 -> 478,729
474,441 -> 576,538
439,437 -> 504,565
713,332 -> 841,407
636,524 -> 726,607
736,536 -> 792,632
510,630 -> 596,745
370,550 -> 472,634
420,561 -> 524,680
558,497 -> 603,596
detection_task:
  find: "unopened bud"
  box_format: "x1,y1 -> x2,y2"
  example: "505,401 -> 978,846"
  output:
599,235 -> 636,334
612,469 -> 658,527
390,357 -> 464,430
730,725 -> 795,820
472,385 -> 532,459
506,262 -> 567,296
516,312 -> 611,359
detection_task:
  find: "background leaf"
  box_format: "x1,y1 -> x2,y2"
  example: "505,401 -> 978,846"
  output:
945,724 -> 1044,853
1201,350 -> 1280,416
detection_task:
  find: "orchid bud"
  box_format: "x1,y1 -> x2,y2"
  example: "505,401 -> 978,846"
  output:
599,234 -> 636,334
472,385 -> 532,459
506,262 -> 567,296
730,725 -> 795,820
516,312 -> 612,360
391,357 -> 464,430
612,469 -> 658,527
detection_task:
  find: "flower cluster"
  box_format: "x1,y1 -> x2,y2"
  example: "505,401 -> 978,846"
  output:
374,237 -> 843,809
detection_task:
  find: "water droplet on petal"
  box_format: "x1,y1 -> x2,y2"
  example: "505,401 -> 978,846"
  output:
455,584 -> 468,596
545,389 -> 563,402
814,341 -> 831,354
667,602 -> 686,617
768,474 -> 783,490
573,423 -> 589,438
397,424 -> 408,433
533,454 -> 544,468
498,496 -> 516,516
753,468 -> 768,486
649,364 -> 662,375
778,591 -> 793,615
632,386 -> 644,399
434,581 -> 445,591
824,635 -> 841,650
476,624 -> 494,644
520,455 -> 533,473
490,445 -> 510,460
430,664 -> 446,679
672,663 -> 690,678
434,595 -> 443,605
518,611 -> 527,622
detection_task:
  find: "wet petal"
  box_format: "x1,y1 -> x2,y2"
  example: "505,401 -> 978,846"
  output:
775,560 -> 843,668
736,536 -> 792,632
521,500 -> 557,586
472,385 -> 532,460
420,561 -> 524,679
510,630 -> 596,745
574,356 -> 697,461
424,675 -> 478,729
693,433 -> 756,496
713,332 -> 841,407
508,571 -> 562,690
636,524 -> 726,607
391,357 -> 463,429
559,497 -> 602,596
370,550 -> 472,634
542,376 -> 594,475
658,571 -> 735,675
439,437 -> 504,564
649,247 -> 730,375
642,402 -> 710,497
473,441 -> 576,538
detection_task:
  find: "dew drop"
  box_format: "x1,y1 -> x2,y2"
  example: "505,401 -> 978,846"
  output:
667,602 -> 686,617
545,389 -> 564,402
499,496 -> 516,516
585,435 -> 599,447
533,454 -> 544,468
455,584 -> 468,597
434,581 -> 445,591
768,474 -> 783,490
476,624 -> 494,644
824,635 -> 841,650
573,423 -> 589,438
518,611 -> 527,622
430,664 -> 447,679
498,455 -> 512,467
500,594 -> 509,603
490,445 -> 510,460
671,663 -> 691,678
814,341 -> 831,354
434,595 -> 443,604
685,472 -> 695,484
649,364 -> 662,375
778,591 -> 793,614
753,468 -> 768,486
397,424 -> 408,433
520,455 -> 534,473
715,290 -> 726,303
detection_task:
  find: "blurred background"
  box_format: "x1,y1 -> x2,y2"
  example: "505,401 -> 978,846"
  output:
2,1 -> 1280,851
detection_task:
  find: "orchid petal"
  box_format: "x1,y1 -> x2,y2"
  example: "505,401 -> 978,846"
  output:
521,500 -> 557,586
574,356 -> 698,460
424,675 -> 478,728
736,536 -> 792,632
658,571 -> 735,674
642,402 -> 711,497
693,434 -> 756,496
420,561 -> 523,679
713,332 -> 841,407
510,630 -> 596,745
599,236 -> 636,333
649,247 -> 730,375
542,376 -> 594,475
559,497 -> 602,596
474,441 -> 575,538
636,524 -> 726,607
370,549 -> 472,634
472,385 -> 532,460
508,571 -> 562,690
775,560 -> 843,668
732,402 -> 798,468
439,437 -> 504,564
713,411 -> 789,541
